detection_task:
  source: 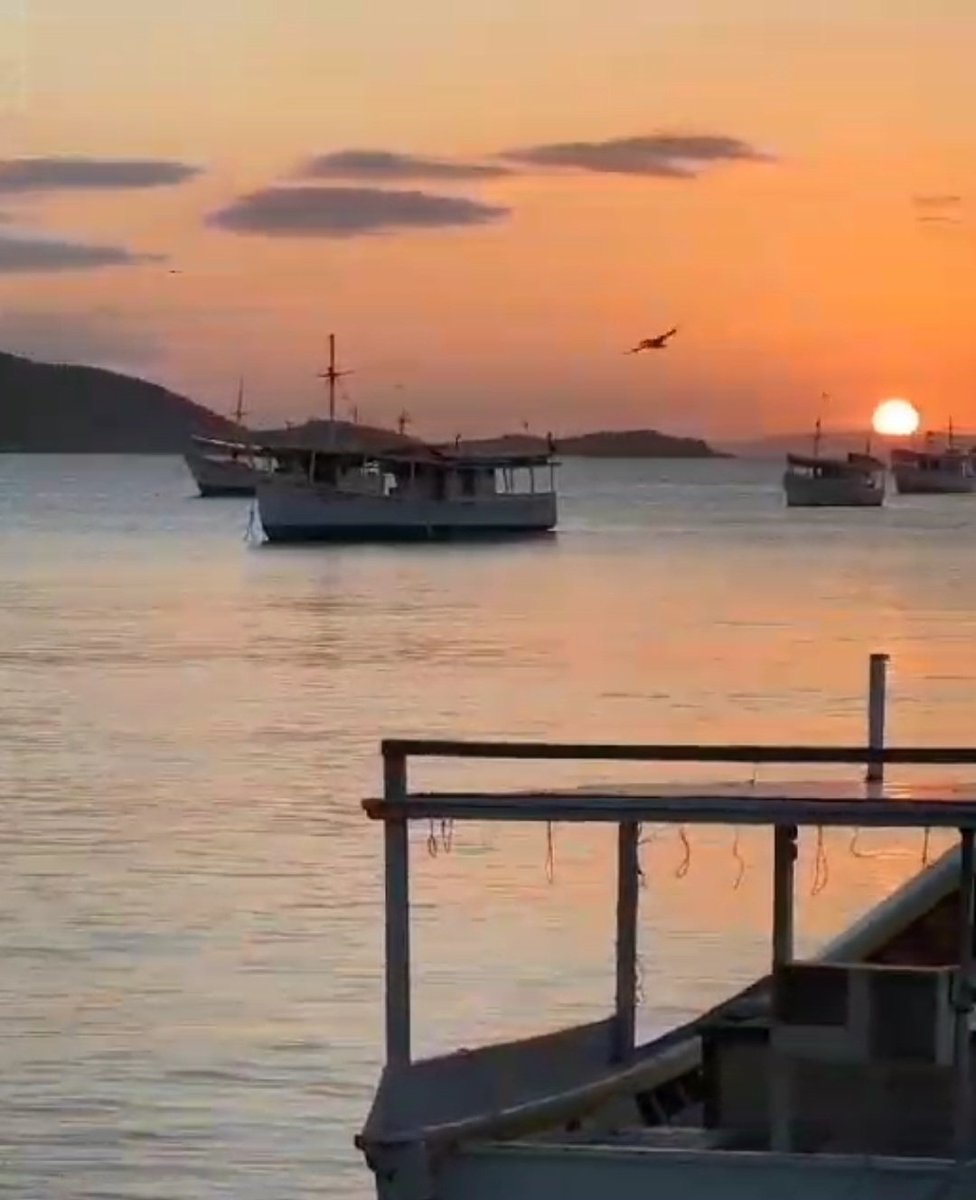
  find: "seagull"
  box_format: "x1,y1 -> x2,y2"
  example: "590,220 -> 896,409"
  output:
627,327 -> 677,353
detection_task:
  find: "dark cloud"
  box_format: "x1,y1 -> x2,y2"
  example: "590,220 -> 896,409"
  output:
501,133 -> 771,176
0,157 -> 202,194
912,194 -> 963,210
0,232 -> 161,272
298,149 -> 512,181
0,308 -> 161,366
207,185 -> 509,237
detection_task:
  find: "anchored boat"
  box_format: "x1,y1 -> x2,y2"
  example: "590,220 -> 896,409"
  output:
783,451 -> 886,507
357,681 -> 976,1198
783,415 -> 885,507
256,442 -> 558,542
185,379 -> 264,497
891,441 -> 976,495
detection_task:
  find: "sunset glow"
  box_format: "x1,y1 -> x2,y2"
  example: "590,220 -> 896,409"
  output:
1,4 -> 975,438
872,399 -> 920,437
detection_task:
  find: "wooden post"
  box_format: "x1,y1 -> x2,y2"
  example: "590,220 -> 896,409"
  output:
866,653 -> 889,783
772,824 -> 797,969
954,827 -> 975,1157
613,820 -> 640,1063
383,751 -> 412,1067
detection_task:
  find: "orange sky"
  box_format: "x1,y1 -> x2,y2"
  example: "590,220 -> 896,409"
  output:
1,1 -> 975,438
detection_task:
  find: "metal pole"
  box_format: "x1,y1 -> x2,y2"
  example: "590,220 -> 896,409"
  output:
954,828 -> 975,1157
772,824 -> 797,969
613,820 -> 640,1063
383,751 -> 412,1067
866,652 -> 889,783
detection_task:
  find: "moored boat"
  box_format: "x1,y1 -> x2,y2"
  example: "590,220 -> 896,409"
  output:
783,451 -> 885,507
256,442 -> 558,542
184,435 -> 263,497
184,378 -> 264,497
783,412 -> 885,507
357,671 -> 976,1199
891,444 -> 976,495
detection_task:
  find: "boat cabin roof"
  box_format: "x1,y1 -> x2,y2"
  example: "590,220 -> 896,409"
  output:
256,442 -> 554,469
786,452 -> 883,471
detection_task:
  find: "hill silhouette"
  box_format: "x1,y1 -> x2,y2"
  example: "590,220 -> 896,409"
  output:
0,350 -> 725,458
0,350 -> 238,452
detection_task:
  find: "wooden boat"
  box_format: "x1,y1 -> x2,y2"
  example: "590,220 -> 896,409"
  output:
255,442 -> 558,542
357,728 -> 976,1198
891,446 -> 976,495
184,379 -> 264,497
783,451 -> 886,507
782,415 -> 885,507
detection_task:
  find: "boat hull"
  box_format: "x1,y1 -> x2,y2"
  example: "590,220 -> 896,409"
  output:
184,449 -> 259,497
257,479 -> 558,542
783,472 -> 884,507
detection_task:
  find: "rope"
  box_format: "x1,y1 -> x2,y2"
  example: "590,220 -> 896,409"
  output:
545,821 -> 556,884
732,828 -> 746,890
811,826 -> 829,896
675,826 -> 691,879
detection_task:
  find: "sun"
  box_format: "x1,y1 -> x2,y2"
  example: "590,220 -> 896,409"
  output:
872,398 -> 920,437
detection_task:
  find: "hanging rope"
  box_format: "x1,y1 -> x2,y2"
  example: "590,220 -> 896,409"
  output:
921,826 -> 932,867
426,818 -> 439,858
675,826 -> 691,879
544,821 -> 556,884
811,826 -> 829,896
440,818 -> 454,854
636,822 -> 659,889
732,828 -> 747,890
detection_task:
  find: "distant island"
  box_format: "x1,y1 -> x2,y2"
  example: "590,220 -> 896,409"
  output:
0,350 -> 724,458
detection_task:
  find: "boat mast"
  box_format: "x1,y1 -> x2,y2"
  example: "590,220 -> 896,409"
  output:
317,334 -> 352,448
233,377 -> 245,427
813,415 -> 822,458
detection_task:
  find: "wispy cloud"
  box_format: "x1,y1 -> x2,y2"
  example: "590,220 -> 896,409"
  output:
297,149 -> 512,181
0,157 -> 202,194
0,231 -> 161,272
207,185 -> 509,237
912,194 -> 963,210
501,133 -> 772,177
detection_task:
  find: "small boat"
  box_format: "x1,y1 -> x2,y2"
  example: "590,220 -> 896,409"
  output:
783,452 -> 885,507
891,432 -> 976,495
255,442 -> 558,542
782,415 -> 885,507
184,379 -> 263,497
255,333 -> 557,543
357,691 -> 976,1198
184,435 -> 263,497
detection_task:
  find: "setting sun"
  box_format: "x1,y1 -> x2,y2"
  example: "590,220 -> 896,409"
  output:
872,398 -> 920,437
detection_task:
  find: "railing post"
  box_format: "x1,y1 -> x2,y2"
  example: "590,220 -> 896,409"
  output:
954,827 -> 975,1157
866,652 -> 889,783
772,824 -> 797,969
383,750 -> 412,1067
613,820 -> 640,1062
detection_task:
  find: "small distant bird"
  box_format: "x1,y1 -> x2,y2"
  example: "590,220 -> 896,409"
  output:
627,327 -> 677,354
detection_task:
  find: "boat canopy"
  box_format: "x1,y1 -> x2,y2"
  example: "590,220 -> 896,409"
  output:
254,441 -> 556,469
786,452 -> 883,472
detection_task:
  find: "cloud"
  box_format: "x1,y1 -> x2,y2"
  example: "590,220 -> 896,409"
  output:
0,157 -> 202,194
501,133 -> 772,177
207,185 -> 509,237
298,149 -> 512,181
912,194 -> 963,210
0,231 -> 161,272
0,308 -> 161,367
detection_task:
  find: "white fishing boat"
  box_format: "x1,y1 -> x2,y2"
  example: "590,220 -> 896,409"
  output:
891,433 -> 976,495
783,418 -> 885,507
783,451 -> 885,507
184,379 -> 263,497
357,659 -> 976,1199
255,333 -> 557,542
256,443 -> 558,542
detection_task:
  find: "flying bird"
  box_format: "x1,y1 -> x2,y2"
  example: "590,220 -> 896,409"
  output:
627,327 -> 677,353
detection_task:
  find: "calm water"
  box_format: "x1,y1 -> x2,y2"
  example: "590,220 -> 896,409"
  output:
1,454 -> 974,1198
